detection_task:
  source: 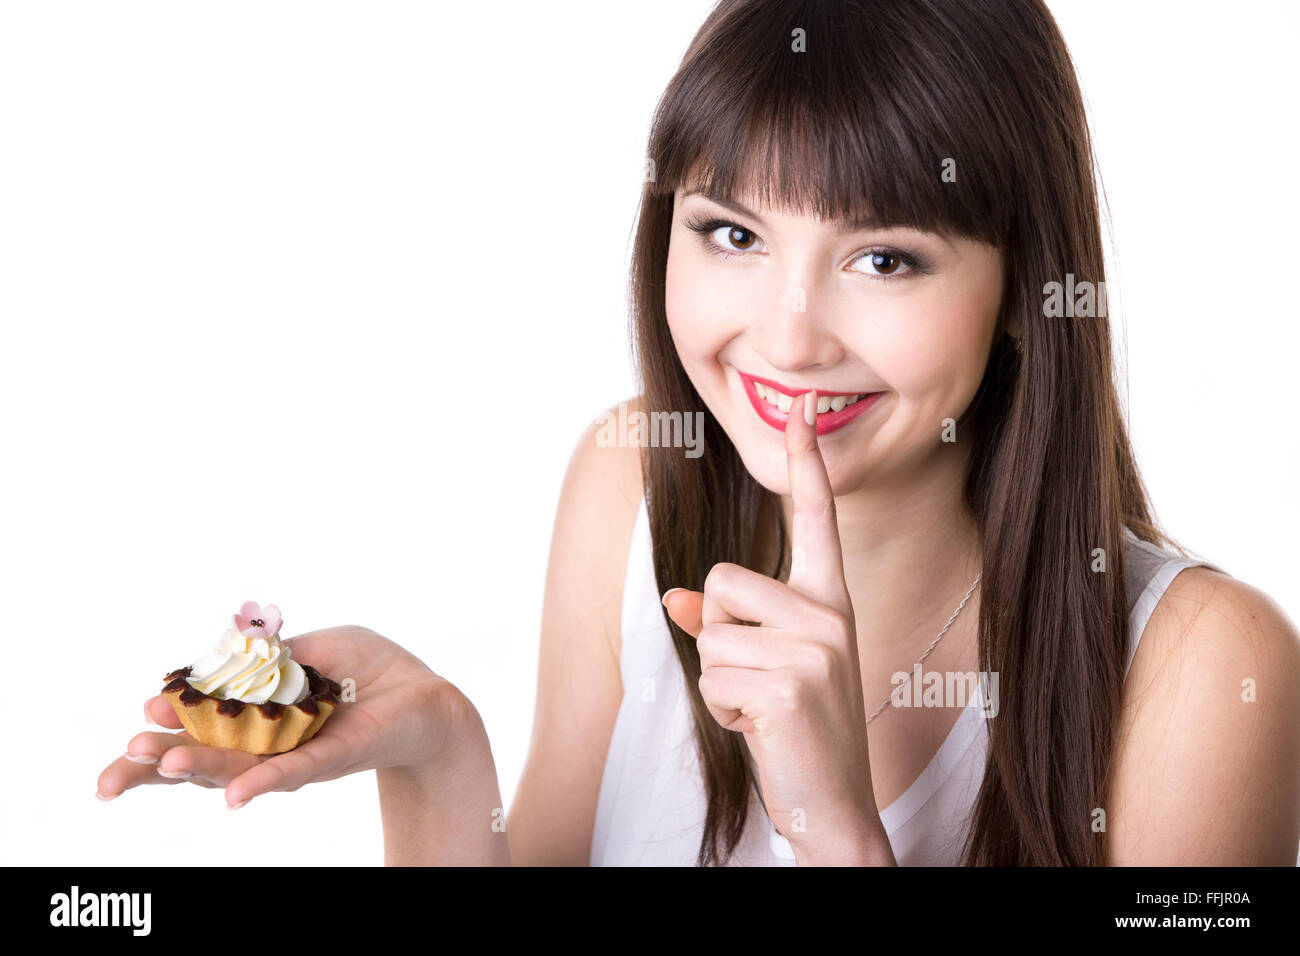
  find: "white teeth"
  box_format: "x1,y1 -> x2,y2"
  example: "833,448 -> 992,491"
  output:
753,380 -> 872,415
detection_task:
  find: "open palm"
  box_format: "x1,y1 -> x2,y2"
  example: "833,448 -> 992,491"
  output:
97,626 -> 460,809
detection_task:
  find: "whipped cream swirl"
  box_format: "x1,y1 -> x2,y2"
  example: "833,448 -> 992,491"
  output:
187,609 -> 308,705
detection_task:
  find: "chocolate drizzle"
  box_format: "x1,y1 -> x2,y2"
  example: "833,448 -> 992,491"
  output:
163,664 -> 343,719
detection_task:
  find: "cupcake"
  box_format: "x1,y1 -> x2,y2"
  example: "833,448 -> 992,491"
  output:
162,601 -> 342,755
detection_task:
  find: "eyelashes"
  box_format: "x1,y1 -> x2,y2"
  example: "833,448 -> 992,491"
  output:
681,214 -> 933,280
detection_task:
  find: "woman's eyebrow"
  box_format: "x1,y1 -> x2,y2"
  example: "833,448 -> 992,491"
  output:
684,190 -> 885,234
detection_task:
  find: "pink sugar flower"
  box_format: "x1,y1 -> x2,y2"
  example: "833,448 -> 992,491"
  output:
234,600 -> 282,638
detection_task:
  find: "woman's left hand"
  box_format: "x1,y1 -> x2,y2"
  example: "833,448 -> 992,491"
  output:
663,391 -> 894,865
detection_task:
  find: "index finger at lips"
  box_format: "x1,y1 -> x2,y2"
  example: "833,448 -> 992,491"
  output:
784,391 -> 850,609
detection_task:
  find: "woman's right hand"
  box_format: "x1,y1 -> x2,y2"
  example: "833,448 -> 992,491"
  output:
96,625 -> 466,809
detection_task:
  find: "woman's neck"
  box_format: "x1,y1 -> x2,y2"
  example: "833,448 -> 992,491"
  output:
777,453 -> 983,661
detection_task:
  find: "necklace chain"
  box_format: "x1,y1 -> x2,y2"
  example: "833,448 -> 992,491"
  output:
864,571 -> 982,725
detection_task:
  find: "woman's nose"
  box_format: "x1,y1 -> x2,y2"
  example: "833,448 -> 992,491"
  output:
750,284 -> 845,372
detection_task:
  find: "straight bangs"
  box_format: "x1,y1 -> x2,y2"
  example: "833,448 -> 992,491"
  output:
645,0 -> 1023,247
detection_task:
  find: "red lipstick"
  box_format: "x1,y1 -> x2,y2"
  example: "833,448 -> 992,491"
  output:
737,371 -> 885,436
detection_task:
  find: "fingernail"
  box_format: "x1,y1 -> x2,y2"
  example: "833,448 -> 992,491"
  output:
227,798 -> 250,810
804,389 -> 817,427
143,703 -> 162,728
156,768 -> 191,779
95,790 -> 116,802
124,752 -> 158,765
661,588 -> 685,607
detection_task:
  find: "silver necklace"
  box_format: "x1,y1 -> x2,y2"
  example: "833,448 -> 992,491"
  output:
864,572 -> 982,725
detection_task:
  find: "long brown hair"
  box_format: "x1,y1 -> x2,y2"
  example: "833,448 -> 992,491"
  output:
629,0 -> 1175,865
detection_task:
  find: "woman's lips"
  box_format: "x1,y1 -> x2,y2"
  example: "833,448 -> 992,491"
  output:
738,371 -> 884,436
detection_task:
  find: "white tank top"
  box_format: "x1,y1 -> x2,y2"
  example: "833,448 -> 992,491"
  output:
590,496 -> 1222,866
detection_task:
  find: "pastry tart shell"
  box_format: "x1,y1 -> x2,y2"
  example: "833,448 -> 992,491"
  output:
162,664 -> 343,755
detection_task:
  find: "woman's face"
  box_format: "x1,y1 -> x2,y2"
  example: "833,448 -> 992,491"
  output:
665,186 -> 1005,498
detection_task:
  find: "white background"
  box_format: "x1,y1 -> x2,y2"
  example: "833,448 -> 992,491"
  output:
1,1 -> 1295,865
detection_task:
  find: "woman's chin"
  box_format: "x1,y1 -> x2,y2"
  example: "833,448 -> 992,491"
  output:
715,406 -> 874,497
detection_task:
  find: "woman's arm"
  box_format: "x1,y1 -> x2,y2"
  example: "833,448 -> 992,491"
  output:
377,689 -> 511,866
100,626 -> 510,866
504,401 -> 643,865
1104,567 -> 1300,864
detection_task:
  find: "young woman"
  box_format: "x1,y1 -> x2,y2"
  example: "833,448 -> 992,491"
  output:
98,0 -> 1299,866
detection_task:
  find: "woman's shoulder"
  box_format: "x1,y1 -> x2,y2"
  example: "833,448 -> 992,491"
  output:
548,396 -> 648,664
1134,563 -> 1299,684
557,395 -> 647,541
1118,529 -> 1294,656
562,395 -> 647,496
1107,557 -> 1300,863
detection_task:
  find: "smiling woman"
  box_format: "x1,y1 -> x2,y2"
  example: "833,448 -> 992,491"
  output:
599,0 -> 1300,866
91,0 -> 1299,873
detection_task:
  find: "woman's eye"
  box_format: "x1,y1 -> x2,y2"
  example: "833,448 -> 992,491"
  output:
853,251 -> 905,276
686,214 -> 926,277
711,224 -> 762,253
